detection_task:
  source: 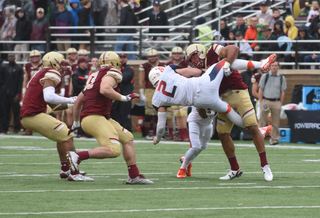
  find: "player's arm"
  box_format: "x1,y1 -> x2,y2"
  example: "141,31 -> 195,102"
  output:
176,68 -> 202,78
252,82 -> 259,100
22,69 -> 28,98
42,79 -> 77,104
139,67 -> 147,102
72,91 -> 84,129
100,76 -> 139,102
153,106 -> 167,145
219,45 -> 239,69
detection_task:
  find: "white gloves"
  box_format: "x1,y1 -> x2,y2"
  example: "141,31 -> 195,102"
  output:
223,61 -> 232,77
139,88 -> 147,103
69,96 -> 77,104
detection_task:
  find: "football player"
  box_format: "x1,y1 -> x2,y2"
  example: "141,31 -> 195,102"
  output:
166,47 -> 189,141
20,52 -> 93,181
21,50 -> 43,135
177,107 -> 217,178
186,43 -> 274,181
67,51 -> 154,184
139,49 -> 166,139
66,47 -> 78,73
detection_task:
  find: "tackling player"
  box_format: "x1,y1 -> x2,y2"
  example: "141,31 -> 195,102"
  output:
186,43 -> 274,181
139,49 -> 166,139
67,51 -> 154,184
21,50 -> 43,135
20,52 -> 92,181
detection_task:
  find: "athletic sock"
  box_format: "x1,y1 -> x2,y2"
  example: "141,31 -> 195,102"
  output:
228,155 -> 240,171
61,161 -> 69,171
77,151 -> 90,161
145,127 -> 150,136
168,127 -> 174,137
230,59 -> 261,70
128,164 -> 140,179
259,151 -> 268,167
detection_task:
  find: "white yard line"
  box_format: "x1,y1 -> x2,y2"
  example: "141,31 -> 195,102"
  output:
1,205 -> 320,215
1,185 -> 320,193
1,135 -> 320,150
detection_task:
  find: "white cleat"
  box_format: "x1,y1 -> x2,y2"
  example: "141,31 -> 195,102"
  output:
66,151 -> 80,172
126,174 -> 154,184
219,169 -> 243,180
262,165 -> 273,181
68,174 -> 94,182
60,169 -> 86,179
259,125 -> 272,138
259,54 -> 277,72
145,135 -> 154,140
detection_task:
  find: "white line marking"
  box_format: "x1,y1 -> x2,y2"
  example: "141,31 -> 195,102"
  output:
1,205 -> 320,215
1,135 -> 320,150
1,185 -> 320,193
302,159 -> 320,162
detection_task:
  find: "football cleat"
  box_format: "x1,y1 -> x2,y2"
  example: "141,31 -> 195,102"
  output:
166,135 -> 174,140
145,135 -> 154,140
60,169 -> 86,179
219,169 -> 243,180
259,54 -> 277,72
186,163 -> 192,177
67,174 -> 94,182
22,130 -> 33,135
126,174 -> 154,184
259,125 -> 272,138
174,137 -> 183,141
66,151 -> 80,172
176,168 -> 187,178
261,165 -> 273,181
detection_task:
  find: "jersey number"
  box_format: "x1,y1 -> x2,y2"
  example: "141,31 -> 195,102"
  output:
157,80 -> 177,98
84,73 -> 97,91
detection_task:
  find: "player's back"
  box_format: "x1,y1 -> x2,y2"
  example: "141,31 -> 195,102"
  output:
21,68 -> 60,117
152,65 -> 196,108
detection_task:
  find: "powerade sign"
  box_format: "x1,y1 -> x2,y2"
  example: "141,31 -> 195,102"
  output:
295,123 -> 320,129
285,110 -> 320,143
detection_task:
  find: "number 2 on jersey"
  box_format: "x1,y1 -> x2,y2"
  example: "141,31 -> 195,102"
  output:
157,80 -> 177,98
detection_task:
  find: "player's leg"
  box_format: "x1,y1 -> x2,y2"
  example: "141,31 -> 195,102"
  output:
166,107 -> 174,140
145,88 -> 156,139
113,119 -> 153,184
230,54 -> 276,71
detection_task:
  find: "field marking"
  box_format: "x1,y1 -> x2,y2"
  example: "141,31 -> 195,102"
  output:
1,205 -> 320,215
1,185 -> 320,193
1,135 -> 320,150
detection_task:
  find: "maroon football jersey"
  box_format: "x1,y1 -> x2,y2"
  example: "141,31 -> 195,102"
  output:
20,68 -> 62,118
254,73 -> 262,84
24,62 -> 43,82
166,59 -> 189,68
80,67 -> 122,121
142,61 -> 166,89
206,44 -> 248,95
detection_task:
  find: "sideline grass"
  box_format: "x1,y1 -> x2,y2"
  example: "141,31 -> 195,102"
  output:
0,135 -> 320,217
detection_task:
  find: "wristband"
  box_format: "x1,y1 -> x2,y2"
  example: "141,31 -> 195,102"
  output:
67,103 -> 74,108
73,121 -> 80,127
223,61 -> 231,69
120,95 -> 128,102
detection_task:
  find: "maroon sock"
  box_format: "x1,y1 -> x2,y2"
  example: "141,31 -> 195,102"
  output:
128,164 -> 140,179
259,151 -> 268,167
168,128 -> 173,137
61,161 -> 69,171
183,128 -> 189,139
228,156 -> 240,171
145,127 -> 150,136
77,151 -> 90,161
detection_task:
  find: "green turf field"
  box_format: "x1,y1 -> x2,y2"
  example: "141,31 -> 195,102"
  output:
0,134 -> 320,217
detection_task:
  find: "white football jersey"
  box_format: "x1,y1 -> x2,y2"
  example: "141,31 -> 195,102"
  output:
152,65 -> 197,108
187,106 -> 216,126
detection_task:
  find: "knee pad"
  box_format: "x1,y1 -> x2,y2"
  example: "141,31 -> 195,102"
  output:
145,115 -> 153,122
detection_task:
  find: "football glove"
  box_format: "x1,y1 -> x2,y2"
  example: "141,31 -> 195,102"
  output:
126,93 -> 140,101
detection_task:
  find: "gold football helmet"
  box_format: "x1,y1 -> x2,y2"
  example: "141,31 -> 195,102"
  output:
99,51 -> 121,69
147,49 -> 158,63
66,47 -> 78,61
78,49 -> 89,57
42,52 -> 63,70
29,50 -> 41,63
185,44 -> 207,68
171,46 -> 184,61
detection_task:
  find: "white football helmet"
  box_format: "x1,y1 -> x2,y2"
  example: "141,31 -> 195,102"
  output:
149,66 -> 165,87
